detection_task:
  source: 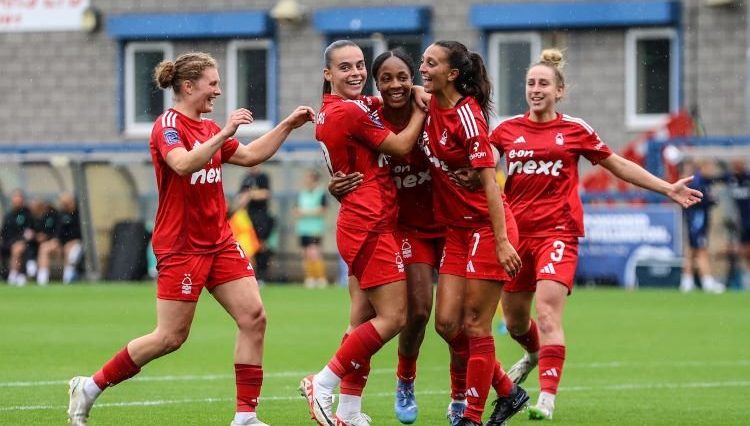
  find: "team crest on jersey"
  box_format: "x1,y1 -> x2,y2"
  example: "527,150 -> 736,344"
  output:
401,239 -> 413,259
181,274 -> 193,295
439,128 -> 448,145
163,128 -> 181,146
395,252 -> 405,273
368,110 -> 385,129
555,133 -> 564,145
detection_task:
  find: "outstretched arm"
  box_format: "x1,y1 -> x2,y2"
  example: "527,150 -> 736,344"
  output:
599,153 -> 703,208
228,106 -> 315,167
166,108 -> 254,176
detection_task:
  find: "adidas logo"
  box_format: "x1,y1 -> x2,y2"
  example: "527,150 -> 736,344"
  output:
540,263 -> 556,274
542,368 -> 559,377
466,260 -> 475,273
350,361 -> 361,369
466,387 -> 479,398
513,135 -> 526,144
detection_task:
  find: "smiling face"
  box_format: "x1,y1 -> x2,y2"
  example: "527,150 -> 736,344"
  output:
324,45 -> 367,100
419,44 -> 456,95
526,64 -> 563,119
376,56 -> 413,110
184,67 -> 221,115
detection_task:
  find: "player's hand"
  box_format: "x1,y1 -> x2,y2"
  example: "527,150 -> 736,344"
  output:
328,171 -> 363,199
667,175 -> 704,208
222,108 -> 254,137
284,106 -> 316,129
496,239 -> 522,278
450,167 -> 481,191
411,86 -> 431,112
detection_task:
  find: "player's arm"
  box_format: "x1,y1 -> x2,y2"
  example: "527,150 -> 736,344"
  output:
228,106 -> 315,167
378,100 -> 427,157
166,108 -> 253,176
479,167 -> 521,277
599,153 -> 703,208
328,171 -> 363,200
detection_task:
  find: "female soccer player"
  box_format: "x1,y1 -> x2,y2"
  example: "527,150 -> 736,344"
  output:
300,40 -> 426,426
419,40 -> 527,426
67,52 -> 314,426
489,48 -> 702,420
329,48 -> 444,425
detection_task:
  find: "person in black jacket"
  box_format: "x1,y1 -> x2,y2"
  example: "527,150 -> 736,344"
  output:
1,189 -> 33,286
37,192 -> 82,285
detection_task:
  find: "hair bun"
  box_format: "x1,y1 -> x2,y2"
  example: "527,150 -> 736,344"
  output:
154,61 -> 176,89
539,48 -> 564,69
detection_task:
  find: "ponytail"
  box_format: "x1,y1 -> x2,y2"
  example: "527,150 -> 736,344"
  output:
434,40 -> 493,120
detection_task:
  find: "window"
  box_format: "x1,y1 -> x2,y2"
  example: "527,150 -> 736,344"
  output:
487,32 -> 541,125
625,28 -> 678,129
227,40 -> 273,135
124,42 -> 173,136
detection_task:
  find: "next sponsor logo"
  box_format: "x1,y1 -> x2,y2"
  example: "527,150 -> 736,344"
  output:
393,170 -> 431,189
508,159 -> 564,176
190,166 -> 222,185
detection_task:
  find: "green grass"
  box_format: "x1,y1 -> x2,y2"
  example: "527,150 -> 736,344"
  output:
1,284 -> 749,425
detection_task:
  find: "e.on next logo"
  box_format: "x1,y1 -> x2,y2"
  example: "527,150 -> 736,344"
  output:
506,149 -> 563,177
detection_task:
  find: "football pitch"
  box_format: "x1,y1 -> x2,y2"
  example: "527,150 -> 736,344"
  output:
1,283 -> 748,425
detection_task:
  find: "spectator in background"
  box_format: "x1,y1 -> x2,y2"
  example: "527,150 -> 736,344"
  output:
680,159 -> 725,293
37,192 -> 82,285
26,197 -> 58,284
295,169 -> 328,288
1,189 -> 33,286
239,165 -> 274,283
724,159 -> 750,290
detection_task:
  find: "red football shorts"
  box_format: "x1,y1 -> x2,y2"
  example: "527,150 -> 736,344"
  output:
504,236 -> 579,294
395,230 -> 445,268
439,219 -> 519,282
337,225 -> 405,289
155,239 -> 255,302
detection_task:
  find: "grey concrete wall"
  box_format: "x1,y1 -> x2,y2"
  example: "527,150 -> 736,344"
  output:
0,0 -> 746,150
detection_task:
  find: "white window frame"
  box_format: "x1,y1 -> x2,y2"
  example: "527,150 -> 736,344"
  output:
227,39 -> 273,137
625,27 -> 678,130
349,35 -> 388,96
487,32 -> 541,128
124,41 -> 173,137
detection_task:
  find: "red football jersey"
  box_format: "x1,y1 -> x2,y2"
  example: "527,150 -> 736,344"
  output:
150,108 -> 240,255
316,94 -> 397,232
379,108 -> 444,238
420,96 -> 498,226
490,112 -> 613,237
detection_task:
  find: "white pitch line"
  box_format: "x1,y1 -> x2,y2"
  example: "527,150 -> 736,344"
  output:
3,380 -> 750,412
2,359 -> 750,388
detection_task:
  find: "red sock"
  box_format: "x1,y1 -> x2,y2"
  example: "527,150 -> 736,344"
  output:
396,351 -> 418,383
448,331 -> 469,400
235,364 -> 262,412
491,360 -> 514,397
92,347 -> 141,389
339,332 -> 371,398
510,319 -> 540,354
538,345 -> 566,394
463,336 -> 495,423
327,321 -> 383,379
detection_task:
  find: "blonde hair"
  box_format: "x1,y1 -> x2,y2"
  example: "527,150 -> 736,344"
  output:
153,52 -> 217,94
533,48 -> 566,89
